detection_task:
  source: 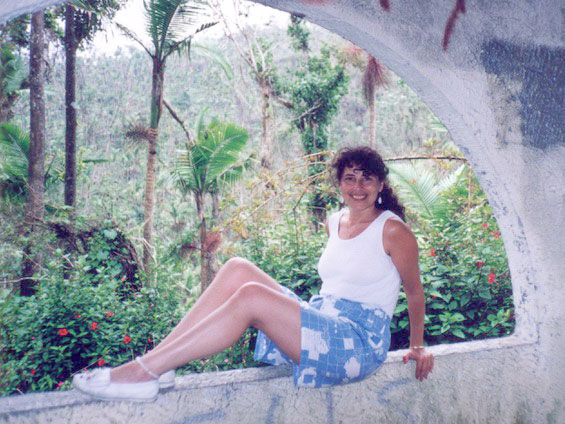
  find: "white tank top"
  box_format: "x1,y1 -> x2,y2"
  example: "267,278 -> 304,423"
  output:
317,209 -> 403,318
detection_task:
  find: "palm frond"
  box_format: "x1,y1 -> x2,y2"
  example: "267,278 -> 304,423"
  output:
0,123 -> 29,197
163,21 -> 218,60
429,116 -> 448,133
174,116 -> 250,197
438,164 -> 465,193
3,53 -> 27,94
116,23 -> 153,57
389,162 -> 464,222
144,0 -> 208,58
69,0 -> 97,12
189,43 -> 233,80
389,163 -> 438,219
175,146 -> 201,193
201,120 -> 248,181
194,106 -> 209,139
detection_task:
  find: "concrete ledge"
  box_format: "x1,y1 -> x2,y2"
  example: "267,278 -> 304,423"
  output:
0,335 -> 539,423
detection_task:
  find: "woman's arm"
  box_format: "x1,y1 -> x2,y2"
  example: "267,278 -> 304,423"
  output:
383,219 -> 434,381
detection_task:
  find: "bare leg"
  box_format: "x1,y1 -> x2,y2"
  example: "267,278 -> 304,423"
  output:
150,257 -> 282,355
111,282 -> 301,383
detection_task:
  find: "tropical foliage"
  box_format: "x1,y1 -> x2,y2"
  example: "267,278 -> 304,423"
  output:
119,0 -> 216,273
0,123 -> 30,200
0,7 -> 514,395
176,115 -> 250,291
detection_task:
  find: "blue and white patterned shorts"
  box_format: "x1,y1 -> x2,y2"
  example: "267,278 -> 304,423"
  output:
254,287 -> 391,388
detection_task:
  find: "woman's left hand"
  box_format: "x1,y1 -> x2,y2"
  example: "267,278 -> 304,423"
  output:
402,347 -> 434,381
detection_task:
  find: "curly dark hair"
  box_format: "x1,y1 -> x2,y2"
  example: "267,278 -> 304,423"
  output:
331,146 -> 406,221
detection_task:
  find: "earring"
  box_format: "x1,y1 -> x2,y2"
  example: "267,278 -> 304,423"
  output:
377,193 -> 383,205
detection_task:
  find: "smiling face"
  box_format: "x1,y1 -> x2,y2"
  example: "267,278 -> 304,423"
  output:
339,166 -> 384,211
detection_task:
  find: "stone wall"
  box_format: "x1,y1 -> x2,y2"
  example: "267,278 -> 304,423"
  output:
0,1 -> 563,422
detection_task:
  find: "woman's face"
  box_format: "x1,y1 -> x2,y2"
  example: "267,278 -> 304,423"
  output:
339,166 -> 383,211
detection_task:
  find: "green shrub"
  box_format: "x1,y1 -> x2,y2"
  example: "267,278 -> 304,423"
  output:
0,252 -> 184,395
390,171 -> 514,349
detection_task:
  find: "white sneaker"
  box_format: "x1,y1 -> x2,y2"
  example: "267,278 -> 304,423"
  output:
72,368 -> 159,402
158,369 -> 176,389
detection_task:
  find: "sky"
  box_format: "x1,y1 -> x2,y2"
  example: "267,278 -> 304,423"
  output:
92,0 -> 289,55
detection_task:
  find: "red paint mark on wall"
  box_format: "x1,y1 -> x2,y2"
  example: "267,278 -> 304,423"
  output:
443,0 -> 466,50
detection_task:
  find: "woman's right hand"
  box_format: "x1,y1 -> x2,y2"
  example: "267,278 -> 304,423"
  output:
402,347 -> 434,381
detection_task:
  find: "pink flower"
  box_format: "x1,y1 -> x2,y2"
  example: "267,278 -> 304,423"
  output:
493,231 -> 500,239
58,328 -> 69,337
90,322 -> 98,330
97,358 -> 105,367
30,369 -> 36,376
105,311 -> 114,318
430,248 -> 436,257
488,273 -> 496,284
55,381 -> 64,390
123,335 -> 132,344
483,222 -> 488,229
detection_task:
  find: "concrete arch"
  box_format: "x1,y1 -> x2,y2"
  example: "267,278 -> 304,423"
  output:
1,0 -> 564,422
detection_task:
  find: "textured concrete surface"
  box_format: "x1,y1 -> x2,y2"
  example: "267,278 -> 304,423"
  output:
0,0 -> 564,423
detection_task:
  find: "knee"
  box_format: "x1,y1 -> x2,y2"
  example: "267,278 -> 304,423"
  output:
231,282 -> 270,322
224,257 -> 253,274
234,281 -> 266,301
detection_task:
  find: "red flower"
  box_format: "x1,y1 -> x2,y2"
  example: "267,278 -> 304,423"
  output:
55,381 -> 64,390
483,222 -> 488,229
430,248 -> 436,257
30,369 -> 36,376
121,276 -> 126,281
147,337 -> 153,344
123,335 -> 132,344
105,311 -> 114,318
58,328 -> 69,337
74,313 -> 81,319
493,231 -> 500,239
488,273 -> 496,284
476,261 -> 485,268
90,322 -> 98,330
97,358 -> 105,367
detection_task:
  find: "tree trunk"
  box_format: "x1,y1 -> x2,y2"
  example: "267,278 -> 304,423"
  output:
206,192 -> 220,284
64,5 -> 77,211
260,82 -> 273,169
0,93 -> 17,122
369,92 -> 376,148
142,58 -> 164,275
195,192 -> 208,293
21,11 -> 46,296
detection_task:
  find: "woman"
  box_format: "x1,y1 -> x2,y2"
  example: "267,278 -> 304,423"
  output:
73,146 -> 433,402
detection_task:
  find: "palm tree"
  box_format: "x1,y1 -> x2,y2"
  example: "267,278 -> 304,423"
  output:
22,11 -> 46,296
339,45 -> 387,148
117,0 -> 216,274
62,0 -> 125,212
176,115 -> 249,292
362,55 -> 387,148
